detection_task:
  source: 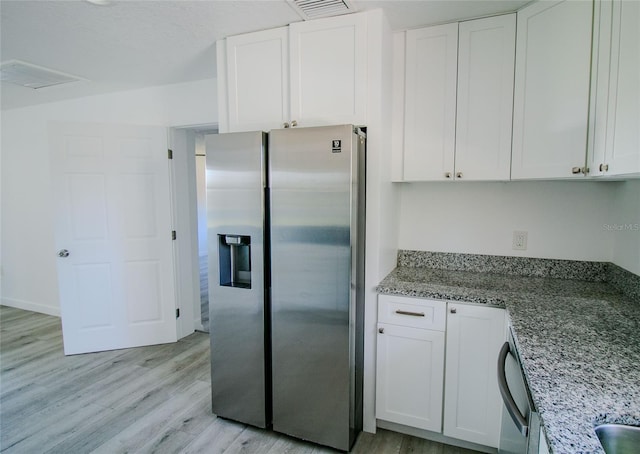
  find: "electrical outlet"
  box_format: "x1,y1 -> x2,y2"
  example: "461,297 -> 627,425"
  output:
512,231 -> 528,250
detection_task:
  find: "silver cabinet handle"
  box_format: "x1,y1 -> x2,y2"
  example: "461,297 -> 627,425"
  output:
450,308 -> 457,314
395,310 -> 425,317
599,163 -> 609,172
571,166 -> 582,174
456,172 -> 463,178
58,249 -> 70,258
291,120 -> 298,127
498,342 -> 529,437
378,327 -> 384,334
444,172 -> 452,179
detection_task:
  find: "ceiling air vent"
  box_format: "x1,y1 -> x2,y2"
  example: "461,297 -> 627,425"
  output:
0,60 -> 84,89
287,0 -> 356,20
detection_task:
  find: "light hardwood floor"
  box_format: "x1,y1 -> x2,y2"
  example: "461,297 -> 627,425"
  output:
200,254 -> 209,332
0,306 -> 479,454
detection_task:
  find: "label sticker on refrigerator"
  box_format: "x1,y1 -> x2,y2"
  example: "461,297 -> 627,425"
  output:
332,140 -> 342,153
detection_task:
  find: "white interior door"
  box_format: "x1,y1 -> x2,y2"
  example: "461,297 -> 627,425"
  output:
50,122 -> 177,355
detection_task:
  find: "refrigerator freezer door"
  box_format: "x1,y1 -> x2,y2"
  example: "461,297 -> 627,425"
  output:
206,131 -> 269,428
269,125 -> 363,451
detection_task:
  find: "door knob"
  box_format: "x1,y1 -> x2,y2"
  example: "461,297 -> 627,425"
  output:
58,249 -> 70,258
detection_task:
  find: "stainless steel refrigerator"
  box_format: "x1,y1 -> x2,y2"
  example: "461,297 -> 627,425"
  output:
207,125 -> 365,451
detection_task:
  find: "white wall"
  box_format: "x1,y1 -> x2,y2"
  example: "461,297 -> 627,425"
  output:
1,78 -> 217,315
611,180 -> 640,275
398,180 -> 623,263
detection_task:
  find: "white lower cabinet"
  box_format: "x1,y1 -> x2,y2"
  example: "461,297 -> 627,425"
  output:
376,295 -> 446,432
443,303 -> 507,447
376,295 -> 506,449
376,323 -> 445,431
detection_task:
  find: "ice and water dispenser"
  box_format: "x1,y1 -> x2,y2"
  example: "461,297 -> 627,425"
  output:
218,234 -> 251,288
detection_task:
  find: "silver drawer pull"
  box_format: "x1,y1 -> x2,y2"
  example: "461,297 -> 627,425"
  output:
395,310 -> 425,317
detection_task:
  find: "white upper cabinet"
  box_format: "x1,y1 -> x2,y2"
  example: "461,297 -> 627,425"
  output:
226,27 -> 290,133
455,14 -> 515,181
390,32 -> 406,182
511,0 -> 594,179
399,14 -> 515,182
590,0 -> 640,177
403,23 -> 458,181
218,12 -> 369,133
607,0 -> 640,175
289,13 -> 367,127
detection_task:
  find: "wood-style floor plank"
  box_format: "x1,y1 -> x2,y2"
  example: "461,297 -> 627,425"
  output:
0,306 -> 482,453
90,380 -> 209,454
351,429 -> 404,454
199,254 -> 209,332
180,417 -> 246,454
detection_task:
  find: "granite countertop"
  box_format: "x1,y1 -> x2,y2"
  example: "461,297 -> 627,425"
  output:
377,265 -> 640,454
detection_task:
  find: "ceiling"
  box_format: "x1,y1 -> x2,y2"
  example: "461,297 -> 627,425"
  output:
0,0 -> 530,110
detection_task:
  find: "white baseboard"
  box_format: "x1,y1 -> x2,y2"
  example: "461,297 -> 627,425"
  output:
194,317 -> 207,333
1,297 -> 60,317
376,420 -> 497,454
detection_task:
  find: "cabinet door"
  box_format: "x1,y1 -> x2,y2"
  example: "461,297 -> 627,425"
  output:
376,323 -> 445,432
511,0 -> 593,179
289,13 -> 367,127
391,31 -> 406,182
226,27 -> 289,132
443,304 -> 506,447
605,0 -> 640,175
455,14 -> 515,181
587,0 -> 613,176
404,23 -> 458,181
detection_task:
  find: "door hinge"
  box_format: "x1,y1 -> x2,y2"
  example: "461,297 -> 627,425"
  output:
176,308 -> 180,318
168,149 -> 173,160
171,230 -> 177,240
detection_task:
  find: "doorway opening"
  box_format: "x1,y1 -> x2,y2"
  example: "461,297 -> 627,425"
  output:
194,129 -> 214,332
171,124 -> 217,334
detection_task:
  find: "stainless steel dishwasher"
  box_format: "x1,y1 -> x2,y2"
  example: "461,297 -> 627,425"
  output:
498,327 -> 541,454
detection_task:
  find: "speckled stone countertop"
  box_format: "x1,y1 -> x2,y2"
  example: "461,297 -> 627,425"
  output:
376,254 -> 640,454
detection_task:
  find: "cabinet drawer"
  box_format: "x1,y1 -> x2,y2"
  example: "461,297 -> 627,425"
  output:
378,295 -> 446,331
